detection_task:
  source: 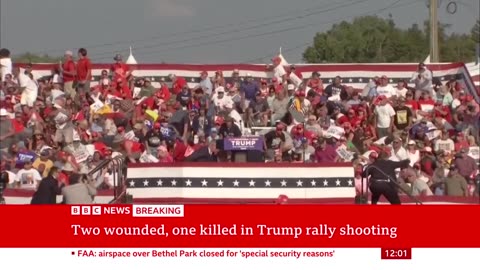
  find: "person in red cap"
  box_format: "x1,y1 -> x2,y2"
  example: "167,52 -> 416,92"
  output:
269,56 -> 287,82
290,90 -> 310,115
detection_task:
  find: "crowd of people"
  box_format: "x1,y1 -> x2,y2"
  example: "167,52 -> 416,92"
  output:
0,47 -> 479,203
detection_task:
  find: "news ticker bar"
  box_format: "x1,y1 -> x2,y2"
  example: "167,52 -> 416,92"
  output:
71,205 -> 184,217
2,248 -> 479,270
70,248 -> 411,260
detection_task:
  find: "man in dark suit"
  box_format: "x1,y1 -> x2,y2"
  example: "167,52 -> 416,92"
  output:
31,167 -> 64,204
185,141 -> 218,162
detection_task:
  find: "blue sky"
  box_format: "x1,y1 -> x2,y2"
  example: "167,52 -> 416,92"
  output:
1,0 -> 478,63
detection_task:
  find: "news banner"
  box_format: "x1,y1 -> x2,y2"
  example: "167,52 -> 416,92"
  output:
0,204 -> 478,270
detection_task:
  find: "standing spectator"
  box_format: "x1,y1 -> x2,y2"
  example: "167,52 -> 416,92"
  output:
111,54 -> 131,85
393,97 -> 413,132
13,67 -> 38,112
199,71 -> 213,96
411,62 -> 433,99
240,74 -> 259,109
324,76 -> 346,101
445,165 -> 469,196
0,48 -> 12,81
453,148 -> 477,180
14,159 -> 42,190
61,50 -> 76,98
375,75 -> 396,98
76,48 -> 92,94
403,168 -> 433,196
373,96 -> 395,138
0,108 -> 15,152
61,174 -> 97,204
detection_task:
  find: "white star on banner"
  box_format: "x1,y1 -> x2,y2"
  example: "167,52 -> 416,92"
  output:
349,78 -> 353,82
171,180 -> 177,186
347,180 -> 353,186
129,181 -> 135,187
296,180 -> 303,187
160,77 -> 165,82
143,180 -> 149,187
311,180 -> 317,187
441,77 -> 445,80
249,180 -> 256,187
201,180 -> 208,187
280,180 -> 287,187
359,78 -> 363,82
328,79 -> 333,83
336,179 -> 341,186
217,180 -> 224,187
389,79 -> 393,83
265,180 -> 271,187
185,180 -> 192,186
233,180 -> 239,187
191,78 -> 195,82
157,180 -> 163,186
323,180 -> 329,186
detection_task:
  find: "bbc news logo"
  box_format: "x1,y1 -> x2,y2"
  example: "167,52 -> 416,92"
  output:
71,206 -> 102,216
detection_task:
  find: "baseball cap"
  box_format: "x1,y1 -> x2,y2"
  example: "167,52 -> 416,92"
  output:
0,108 -> 8,116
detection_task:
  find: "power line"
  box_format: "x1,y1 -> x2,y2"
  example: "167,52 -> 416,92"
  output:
243,0 -> 415,64
33,0 -> 354,56
96,0 -> 418,62
88,0 -> 373,60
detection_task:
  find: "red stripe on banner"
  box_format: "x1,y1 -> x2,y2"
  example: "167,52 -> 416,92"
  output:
0,205 -> 478,248
17,63 -> 465,72
3,189 -> 114,198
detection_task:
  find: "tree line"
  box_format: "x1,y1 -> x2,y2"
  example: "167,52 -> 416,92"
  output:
303,16 -> 479,63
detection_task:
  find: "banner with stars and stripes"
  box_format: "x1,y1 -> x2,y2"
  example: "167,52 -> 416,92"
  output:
126,163 -> 356,202
23,62 -> 479,103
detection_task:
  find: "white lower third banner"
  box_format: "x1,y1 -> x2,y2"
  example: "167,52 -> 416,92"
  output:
1,248 -> 477,269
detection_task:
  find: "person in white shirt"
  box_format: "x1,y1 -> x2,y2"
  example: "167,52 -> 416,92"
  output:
0,48 -> 12,82
211,87 -> 233,114
269,56 -> 287,83
15,160 -> 42,190
375,75 -> 396,98
374,96 -> 395,138
395,80 -> 408,98
406,140 -> 420,167
410,62 -> 433,99
434,130 -> 455,154
12,67 -> 38,108
389,137 -> 408,162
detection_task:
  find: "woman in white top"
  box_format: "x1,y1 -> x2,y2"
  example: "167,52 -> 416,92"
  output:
0,48 -> 12,82
406,140 -> 420,167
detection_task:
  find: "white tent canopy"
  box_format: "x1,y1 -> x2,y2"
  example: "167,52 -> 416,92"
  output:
126,46 -> 137,65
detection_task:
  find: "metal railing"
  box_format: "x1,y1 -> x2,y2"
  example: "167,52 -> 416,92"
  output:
361,165 -> 423,205
88,156 -> 127,204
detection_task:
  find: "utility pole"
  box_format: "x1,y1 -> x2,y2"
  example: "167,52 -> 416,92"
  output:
429,0 -> 440,62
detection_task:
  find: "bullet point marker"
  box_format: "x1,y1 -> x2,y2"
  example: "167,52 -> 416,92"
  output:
71,252 -> 75,255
